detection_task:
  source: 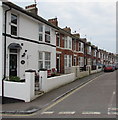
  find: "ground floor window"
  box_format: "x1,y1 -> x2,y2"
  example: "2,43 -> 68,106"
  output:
64,55 -> 67,68
38,52 -> 51,70
69,55 -> 72,67
74,56 -> 76,66
87,58 -> 91,65
78,57 -> 84,67
93,59 -> 96,65
38,52 -> 43,69
45,52 -> 51,69
64,55 -> 72,68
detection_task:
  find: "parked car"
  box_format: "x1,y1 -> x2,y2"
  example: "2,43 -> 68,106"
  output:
115,63 -> 118,70
104,64 -> 115,72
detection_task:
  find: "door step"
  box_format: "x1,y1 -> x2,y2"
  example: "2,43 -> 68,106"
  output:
35,91 -> 44,95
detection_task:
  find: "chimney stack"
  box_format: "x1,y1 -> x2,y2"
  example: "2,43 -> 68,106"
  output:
63,26 -> 71,33
48,18 -> 58,26
25,4 -> 38,15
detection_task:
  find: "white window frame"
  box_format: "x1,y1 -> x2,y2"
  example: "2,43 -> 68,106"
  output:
68,38 -> 72,49
39,24 -> 43,41
79,42 -> 84,52
64,37 -> 68,48
38,52 -> 43,70
11,13 -> 18,36
87,46 -> 91,55
45,25 -> 51,43
68,55 -> 72,67
64,55 -> 68,68
38,52 -> 51,70
78,57 -> 84,67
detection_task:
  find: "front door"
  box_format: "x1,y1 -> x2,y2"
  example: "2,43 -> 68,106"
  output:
9,54 -> 17,76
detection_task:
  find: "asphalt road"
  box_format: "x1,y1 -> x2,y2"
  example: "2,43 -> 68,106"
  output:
2,71 -> 117,119
35,71 -> 117,118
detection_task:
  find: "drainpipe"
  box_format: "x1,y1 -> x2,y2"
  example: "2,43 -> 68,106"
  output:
2,6 -> 11,104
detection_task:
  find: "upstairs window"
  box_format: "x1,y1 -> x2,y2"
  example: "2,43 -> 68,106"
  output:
69,38 -> 72,49
11,14 -> 17,36
79,42 -> 84,52
73,39 -> 76,51
87,46 -> 91,55
45,26 -> 50,43
64,37 -> 68,48
94,50 -> 97,57
39,24 -> 43,41
57,33 -> 60,47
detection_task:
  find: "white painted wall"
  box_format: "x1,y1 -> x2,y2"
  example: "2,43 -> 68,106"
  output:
39,71 -> 75,93
4,72 -> 35,102
3,8 -> 56,79
0,1 -> 3,96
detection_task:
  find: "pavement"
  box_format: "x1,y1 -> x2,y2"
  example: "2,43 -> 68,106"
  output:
1,71 -> 104,114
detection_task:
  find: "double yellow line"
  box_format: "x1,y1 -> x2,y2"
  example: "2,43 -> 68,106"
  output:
1,73 -> 105,117
42,74 -> 105,112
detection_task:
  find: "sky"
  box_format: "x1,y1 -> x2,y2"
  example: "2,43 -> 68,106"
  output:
7,0 -> 116,53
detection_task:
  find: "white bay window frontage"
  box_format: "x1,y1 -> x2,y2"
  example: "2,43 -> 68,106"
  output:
64,55 -> 72,68
79,42 -> 84,53
64,36 -> 72,49
78,57 -> 84,67
38,52 -> 51,70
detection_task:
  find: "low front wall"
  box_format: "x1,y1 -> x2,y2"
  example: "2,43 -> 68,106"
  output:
4,81 -> 26,101
4,72 -> 35,102
79,71 -> 89,78
40,72 -> 75,93
90,70 -> 97,74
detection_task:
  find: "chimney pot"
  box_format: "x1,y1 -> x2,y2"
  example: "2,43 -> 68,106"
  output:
25,4 -> 38,15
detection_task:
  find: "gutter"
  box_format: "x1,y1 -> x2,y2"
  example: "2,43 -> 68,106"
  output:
2,6 -> 11,104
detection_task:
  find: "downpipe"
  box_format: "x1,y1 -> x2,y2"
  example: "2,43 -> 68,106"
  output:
2,6 -> 11,104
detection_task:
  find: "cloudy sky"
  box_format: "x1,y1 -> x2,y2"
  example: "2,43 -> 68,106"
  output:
9,0 -> 116,53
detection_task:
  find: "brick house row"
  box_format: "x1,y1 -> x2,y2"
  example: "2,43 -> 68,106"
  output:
48,18 -> 116,74
0,1 -> 116,80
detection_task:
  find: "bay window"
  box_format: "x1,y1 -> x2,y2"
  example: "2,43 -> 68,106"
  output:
38,52 -> 43,69
78,57 -> 84,67
45,52 -> 51,69
64,37 -> 68,48
38,52 -> 51,70
79,42 -> 84,52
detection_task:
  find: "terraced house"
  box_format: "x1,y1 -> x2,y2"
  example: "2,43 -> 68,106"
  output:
0,1 -> 116,98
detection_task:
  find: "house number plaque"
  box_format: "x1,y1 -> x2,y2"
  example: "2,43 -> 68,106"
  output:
21,60 -> 25,65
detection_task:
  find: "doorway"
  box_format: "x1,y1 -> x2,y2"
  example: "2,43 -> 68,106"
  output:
9,49 -> 18,76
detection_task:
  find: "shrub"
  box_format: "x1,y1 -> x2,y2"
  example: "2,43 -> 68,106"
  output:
9,76 -> 20,82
